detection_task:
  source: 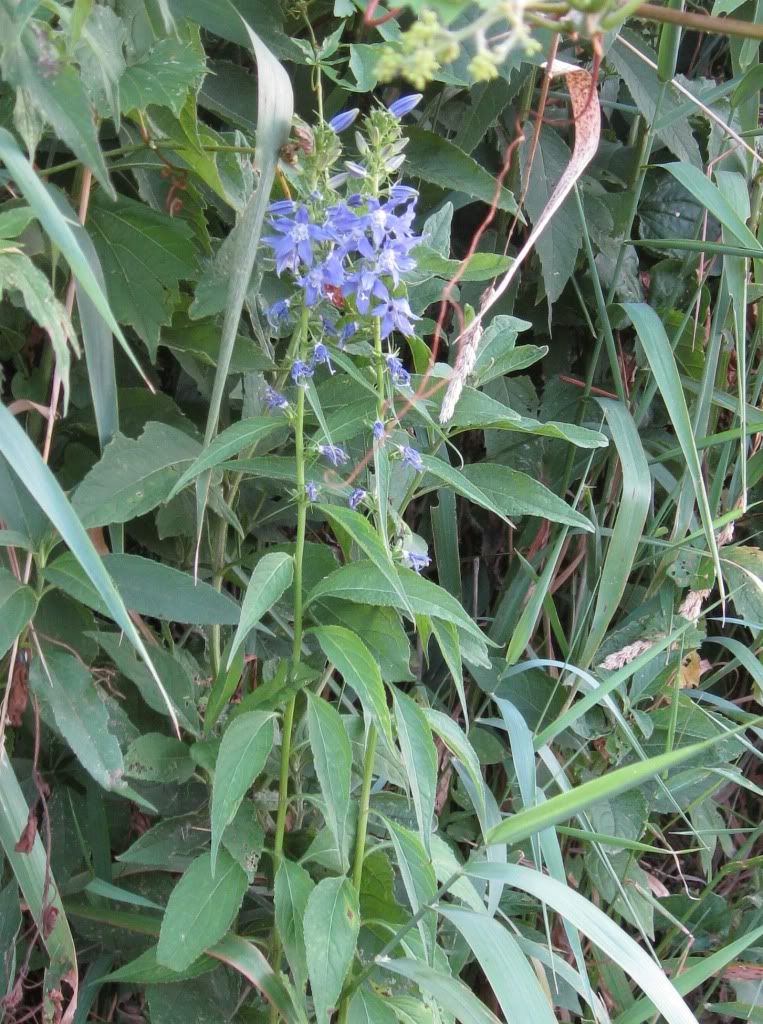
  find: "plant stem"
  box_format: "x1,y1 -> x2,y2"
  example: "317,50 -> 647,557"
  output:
269,311 -> 309,996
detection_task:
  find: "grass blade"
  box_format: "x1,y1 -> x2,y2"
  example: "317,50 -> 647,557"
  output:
623,302 -> 723,597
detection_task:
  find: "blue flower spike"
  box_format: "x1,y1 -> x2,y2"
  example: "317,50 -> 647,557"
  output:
348,488 -> 366,510
402,550 -> 430,573
399,444 -> 424,471
388,94 -> 423,118
318,443 -> 350,467
312,342 -> 335,375
328,108 -> 360,133
264,386 -> 289,411
291,360 -> 314,387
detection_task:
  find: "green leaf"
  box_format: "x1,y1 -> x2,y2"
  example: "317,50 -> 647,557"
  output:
205,641 -> 245,733
662,162 -> 762,252
623,302 -> 722,593
610,32 -> 702,167
274,859 -> 315,994
0,131 -> 124,341
380,960 -> 501,1024
124,734 -> 195,784
320,504 -> 413,618
45,552 -> 240,625
227,553 -> 293,668
0,754 -> 77,986
384,818 -> 437,962
197,22 -> 293,529
306,693 -> 353,872
465,863 -> 697,1024
210,711 -> 275,871
441,908 -> 558,1024
312,625 -> 394,747
157,851 -> 248,971
520,122 -> 581,305
485,731 -> 740,848
404,127 -> 518,213
0,568 -> 36,658
460,464 -> 593,532
308,562 -> 491,647
616,923 -> 763,1024
304,877 -> 360,1024
73,423 -> 201,527
578,400 -> 651,666
454,78 -> 514,155
29,648 -> 124,791
168,418 -> 282,499
0,252 -> 77,400
392,689 -> 437,855
119,35 -> 207,116
88,193 -> 198,357
412,247 -> 512,282
348,986 -> 399,1024
93,631 -> 199,734
0,21 -> 112,190
209,932 -> 303,1024
425,710 -> 486,822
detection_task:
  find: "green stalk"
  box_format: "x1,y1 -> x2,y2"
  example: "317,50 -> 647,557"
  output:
337,319 -> 386,1024
269,309 -> 310,999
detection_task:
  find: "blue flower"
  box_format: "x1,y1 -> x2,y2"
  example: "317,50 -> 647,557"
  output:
374,239 -> 417,285
298,249 -> 345,306
266,298 -> 291,328
399,444 -> 423,471
348,488 -> 366,510
312,342 -> 335,375
339,321 -> 358,348
402,550 -> 430,573
388,94 -> 423,118
345,268 -> 389,314
264,386 -> 289,411
318,443 -> 349,467
372,419 -> 385,441
291,359 -> 314,387
329,108 -> 360,133
373,295 -> 418,339
263,205 -> 326,274
386,354 -> 411,387
345,161 -> 367,178
305,481 -> 320,502
388,184 -> 418,207
268,199 -> 296,215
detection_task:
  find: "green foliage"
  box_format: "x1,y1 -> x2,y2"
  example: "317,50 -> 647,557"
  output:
0,4 -> 762,1024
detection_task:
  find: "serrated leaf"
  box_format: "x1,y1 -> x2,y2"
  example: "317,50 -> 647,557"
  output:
304,877 -> 360,1024
73,423 -> 201,527
157,851 -> 247,971
168,417 -> 282,499
274,859 -> 315,993
0,567 -> 36,659
404,127 -> 518,213
392,689 -> 437,855
29,648 -> 125,791
88,193 -> 198,356
227,553 -> 293,667
210,712 -> 274,870
306,693 -> 352,872
119,36 -> 206,116
384,818 -> 437,962
311,625 -> 393,747
0,14 -> 112,191
520,121 -> 582,304
0,251 -> 77,402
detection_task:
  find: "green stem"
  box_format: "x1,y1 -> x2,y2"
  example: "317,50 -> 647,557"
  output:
269,311 -> 309,997
350,727 -> 378,892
